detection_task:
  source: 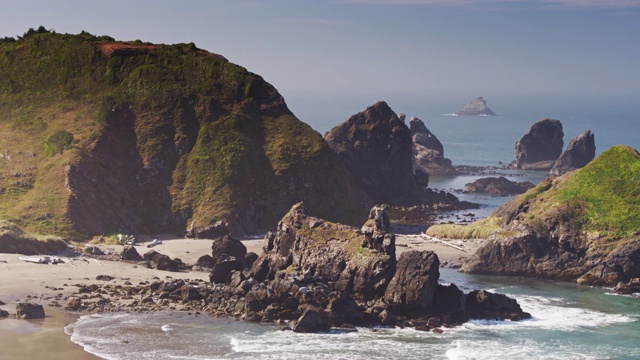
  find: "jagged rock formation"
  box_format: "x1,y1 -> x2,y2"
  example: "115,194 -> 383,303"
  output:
0,30 -> 370,238
550,130 -> 596,176
410,117 -> 457,176
16,303 -> 45,319
325,101 -> 466,207
455,97 -> 496,116
512,118 -> 564,170
462,146 -> 640,289
463,177 -> 534,196
325,101 -> 417,205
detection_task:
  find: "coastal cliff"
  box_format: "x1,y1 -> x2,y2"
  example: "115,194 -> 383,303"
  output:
0,30 -> 370,238
461,145 -> 640,289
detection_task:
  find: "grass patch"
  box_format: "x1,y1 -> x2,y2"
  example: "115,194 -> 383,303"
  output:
0,220 -> 68,254
426,217 -> 505,239
43,129 -> 75,156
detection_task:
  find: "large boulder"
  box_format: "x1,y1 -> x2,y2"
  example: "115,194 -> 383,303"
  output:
383,251 -> 440,311
513,118 -> 564,170
550,130 -> 595,176
143,250 -> 180,272
195,254 -> 216,269
210,257 -> 245,284
211,235 -> 247,264
410,117 -> 457,176
0,309 -> 9,318
292,309 -> 332,333
465,290 -> 531,321
455,96 -> 496,116
120,245 -> 143,261
16,303 -> 45,319
464,177 -> 534,196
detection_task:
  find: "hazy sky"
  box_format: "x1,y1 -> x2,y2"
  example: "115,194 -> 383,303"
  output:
1,0 -> 639,112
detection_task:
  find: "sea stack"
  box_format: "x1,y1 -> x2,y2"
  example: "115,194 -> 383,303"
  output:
455,97 -> 496,116
549,130 -> 596,176
512,118 -> 564,170
410,117 -> 457,176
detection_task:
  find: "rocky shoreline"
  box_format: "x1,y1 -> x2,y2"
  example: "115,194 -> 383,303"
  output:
35,204 -> 531,334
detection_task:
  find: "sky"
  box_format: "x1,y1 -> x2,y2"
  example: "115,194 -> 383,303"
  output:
1,0 -> 639,127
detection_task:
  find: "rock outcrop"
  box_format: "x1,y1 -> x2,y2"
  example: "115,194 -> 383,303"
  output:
325,101 -> 468,208
463,146 -> 640,288
455,97 -> 496,116
0,29 -> 370,239
463,177 -> 534,196
410,117 -> 457,176
324,101 -> 418,205
512,119 -> 564,170
550,130 -> 595,176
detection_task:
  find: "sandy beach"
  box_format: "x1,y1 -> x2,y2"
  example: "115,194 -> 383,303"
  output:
0,234 -> 482,360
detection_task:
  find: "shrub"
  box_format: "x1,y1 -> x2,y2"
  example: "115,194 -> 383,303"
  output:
43,130 -> 75,156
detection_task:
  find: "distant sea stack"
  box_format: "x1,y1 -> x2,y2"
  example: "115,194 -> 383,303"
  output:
455,97 -> 496,116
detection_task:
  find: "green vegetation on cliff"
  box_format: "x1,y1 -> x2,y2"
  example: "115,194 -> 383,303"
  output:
433,146 -> 640,244
497,145 -> 640,241
0,29 -> 369,239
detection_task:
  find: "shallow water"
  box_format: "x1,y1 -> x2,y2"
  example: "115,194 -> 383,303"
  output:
65,269 -> 640,360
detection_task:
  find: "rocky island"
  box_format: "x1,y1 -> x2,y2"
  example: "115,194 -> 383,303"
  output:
455,96 -> 496,116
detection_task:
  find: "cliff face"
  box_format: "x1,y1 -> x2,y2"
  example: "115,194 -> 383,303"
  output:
462,146 -> 640,288
0,30 -> 369,238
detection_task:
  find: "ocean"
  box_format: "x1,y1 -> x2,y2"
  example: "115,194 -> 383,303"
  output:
65,95 -> 640,359
65,269 -> 640,360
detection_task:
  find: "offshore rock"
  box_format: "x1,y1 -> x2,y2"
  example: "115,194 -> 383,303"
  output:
410,117 -> 457,176
465,290 -> 531,321
455,97 -> 496,116
326,102 -> 469,208
292,310 -> 333,333
550,130 -> 596,176
463,177 -> 534,196
513,119 -> 564,170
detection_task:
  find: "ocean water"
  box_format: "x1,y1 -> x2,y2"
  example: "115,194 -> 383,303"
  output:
65,268 -> 640,360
